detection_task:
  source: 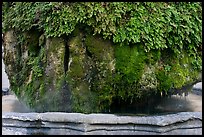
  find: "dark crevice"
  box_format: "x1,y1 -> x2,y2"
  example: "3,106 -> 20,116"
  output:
86,47 -> 93,58
57,36 -> 72,112
82,32 -> 92,59
64,38 -> 69,74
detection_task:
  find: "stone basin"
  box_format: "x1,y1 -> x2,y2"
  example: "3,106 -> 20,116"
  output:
2,112 -> 202,135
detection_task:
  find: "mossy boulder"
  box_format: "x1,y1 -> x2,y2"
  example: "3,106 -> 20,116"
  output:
2,28 -> 202,113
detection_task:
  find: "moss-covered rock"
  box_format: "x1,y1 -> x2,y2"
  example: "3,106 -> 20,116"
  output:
66,32 -> 99,113
2,28 -> 202,113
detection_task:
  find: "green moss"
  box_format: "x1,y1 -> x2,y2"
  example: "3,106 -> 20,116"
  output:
48,37 -> 66,64
84,35 -> 117,112
68,31 -> 86,59
138,65 -> 158,92
156,70 -> 173,93
39,81 -> 45,96
114,43 -> 146,100
172,53 -> 197,87
156,49 -> 201,96
69,56 -> 85,79
67,32 -> 87,83
8,26 -> 201,113
85,34 -> 113,61
72,26 -> 81,37
11,34 -> 48,109
71,81 -> 99,113
66,32 -> 102,113
66,32 -> 117,113
12,38 -> 67,112
26,30 -> 41,56
146,50 -> 161,65
49,37 -> 64,51
170,63 -> 187,88
25,74 -> 69,112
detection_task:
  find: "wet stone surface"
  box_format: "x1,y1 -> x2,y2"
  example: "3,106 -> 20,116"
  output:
2,112 -> 202,135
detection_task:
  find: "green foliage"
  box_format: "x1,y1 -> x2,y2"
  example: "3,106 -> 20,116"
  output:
156,50 -> 201,95
2,2 -> 201,55
145,50 -> 161,65
3,2 -> 202,70
28,48 -> 45,78
156,70 -> 173,93
17,47 -> 46,108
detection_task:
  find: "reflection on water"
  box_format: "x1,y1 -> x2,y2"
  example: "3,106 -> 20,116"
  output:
109,91 -> 202,116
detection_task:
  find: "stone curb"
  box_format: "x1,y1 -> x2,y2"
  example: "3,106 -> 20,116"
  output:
2,112 -> 202,135
2,112 -> 202,125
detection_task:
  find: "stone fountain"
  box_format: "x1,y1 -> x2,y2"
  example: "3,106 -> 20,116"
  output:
2,29 -> 202,135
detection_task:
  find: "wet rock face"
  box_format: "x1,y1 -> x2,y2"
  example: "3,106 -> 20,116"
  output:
3,30 -> 18,82
2,28 -> 202,113
67,32 -> 116,112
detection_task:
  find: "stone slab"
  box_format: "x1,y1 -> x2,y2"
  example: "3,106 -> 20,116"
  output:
2,112 -> 202,135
